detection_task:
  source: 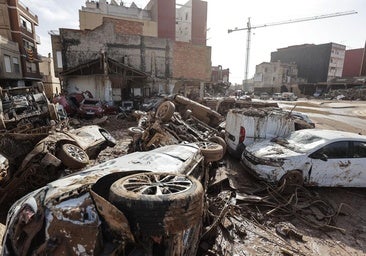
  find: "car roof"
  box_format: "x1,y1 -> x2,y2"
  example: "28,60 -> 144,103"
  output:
295,129 -> 366,141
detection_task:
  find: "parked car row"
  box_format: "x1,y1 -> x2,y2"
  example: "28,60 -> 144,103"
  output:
259,92 -> 298,101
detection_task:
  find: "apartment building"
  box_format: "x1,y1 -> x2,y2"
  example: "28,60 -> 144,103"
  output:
0,0 -> 41,87
253,61 -> 305,93
271,43 -> 346,83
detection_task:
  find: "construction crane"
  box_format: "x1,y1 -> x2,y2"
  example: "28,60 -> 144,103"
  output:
228,10 -> 358,86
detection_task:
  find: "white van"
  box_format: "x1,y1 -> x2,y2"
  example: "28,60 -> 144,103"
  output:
225,108 -> 296,158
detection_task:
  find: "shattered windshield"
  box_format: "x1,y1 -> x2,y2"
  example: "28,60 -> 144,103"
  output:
274,131 -> 325,153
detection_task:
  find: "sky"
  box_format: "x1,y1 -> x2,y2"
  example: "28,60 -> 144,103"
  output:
21,0 -> 366,84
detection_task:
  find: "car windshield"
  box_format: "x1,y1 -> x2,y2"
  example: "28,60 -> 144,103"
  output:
83,99 -> 100,105
273,131 -> 325,153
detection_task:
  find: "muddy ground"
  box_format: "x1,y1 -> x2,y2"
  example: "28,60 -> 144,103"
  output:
1,99 -> 366,255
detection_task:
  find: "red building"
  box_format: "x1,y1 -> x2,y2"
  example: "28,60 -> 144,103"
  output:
342,47 -> 366,77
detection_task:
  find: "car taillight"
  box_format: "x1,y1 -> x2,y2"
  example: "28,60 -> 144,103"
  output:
239,126 -> 246,143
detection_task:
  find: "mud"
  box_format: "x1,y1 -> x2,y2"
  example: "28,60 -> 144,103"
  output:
1,100 -> 366,255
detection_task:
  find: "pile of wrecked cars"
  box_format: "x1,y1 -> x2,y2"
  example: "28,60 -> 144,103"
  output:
0,123 -> 116,207
1,94 -> 227,255
2,142 -> 219,255
0,84 -> 117,207
127,95 -> 227,162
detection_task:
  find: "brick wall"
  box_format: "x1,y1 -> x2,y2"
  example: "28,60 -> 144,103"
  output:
104,17 -> 143,36
173,41 -> 211,80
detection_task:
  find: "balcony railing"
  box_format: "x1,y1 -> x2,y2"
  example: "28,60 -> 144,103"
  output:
18,1 -> 38,20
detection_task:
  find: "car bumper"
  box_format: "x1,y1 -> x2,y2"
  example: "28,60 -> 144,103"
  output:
227,143 -> 245,159
240,153 -> 283,183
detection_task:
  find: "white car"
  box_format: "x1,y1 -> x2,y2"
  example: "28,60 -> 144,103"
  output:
241,129 -> 366,187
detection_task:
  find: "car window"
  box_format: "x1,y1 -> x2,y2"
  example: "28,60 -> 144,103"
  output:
314,141 -> 350,159
353,141 -> 366,158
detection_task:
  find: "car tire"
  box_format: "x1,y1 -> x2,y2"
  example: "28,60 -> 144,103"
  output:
57,143 -> 89,170
127,127 -> 144,137
196,141 -> 224,162
156,101 -> 175,122
100,130 -> 117,147
109,172 -> 204,235
279,170 -> 303,193
209,136 -> 227,154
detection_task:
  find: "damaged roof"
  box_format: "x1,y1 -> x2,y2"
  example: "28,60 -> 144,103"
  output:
60,56 -> 148,79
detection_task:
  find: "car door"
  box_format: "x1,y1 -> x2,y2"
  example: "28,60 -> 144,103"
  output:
308,141 -> 365,187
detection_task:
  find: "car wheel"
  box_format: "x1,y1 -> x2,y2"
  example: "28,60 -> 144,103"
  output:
209,136 -> 227,154
100,130 -> 117,147
197,141 -> 224,162
156,101 -> 175,122
109,172 -> 204,235
57,143 -> 89,170
279,170 -> 303,193
127,127 -> 144,137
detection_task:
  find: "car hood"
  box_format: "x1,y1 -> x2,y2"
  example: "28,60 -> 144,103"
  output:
246,140 -> 303,159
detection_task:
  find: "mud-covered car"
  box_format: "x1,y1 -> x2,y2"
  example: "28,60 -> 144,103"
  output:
2,143 -> 206,255
0,125 -> 116,206
0,84 -> 58,130
241,129 -> 366,187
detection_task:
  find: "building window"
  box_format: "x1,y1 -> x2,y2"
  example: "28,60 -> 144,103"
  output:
20,16 -> 33,33
12,57 -> 20,73
56,51 -> 63,68
26,61 -> 37,73
4,55 -> 11,72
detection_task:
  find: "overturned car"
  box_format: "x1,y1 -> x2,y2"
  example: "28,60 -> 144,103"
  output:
0,84 -> 58,130
2,143 -> 208,255
0,125 -> 116,207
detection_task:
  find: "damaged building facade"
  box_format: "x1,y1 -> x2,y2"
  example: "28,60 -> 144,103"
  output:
252,61 -> 306,94
51,0 -> 211,104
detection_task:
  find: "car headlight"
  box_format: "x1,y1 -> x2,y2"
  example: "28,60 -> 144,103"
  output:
259,158 -> 284,167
